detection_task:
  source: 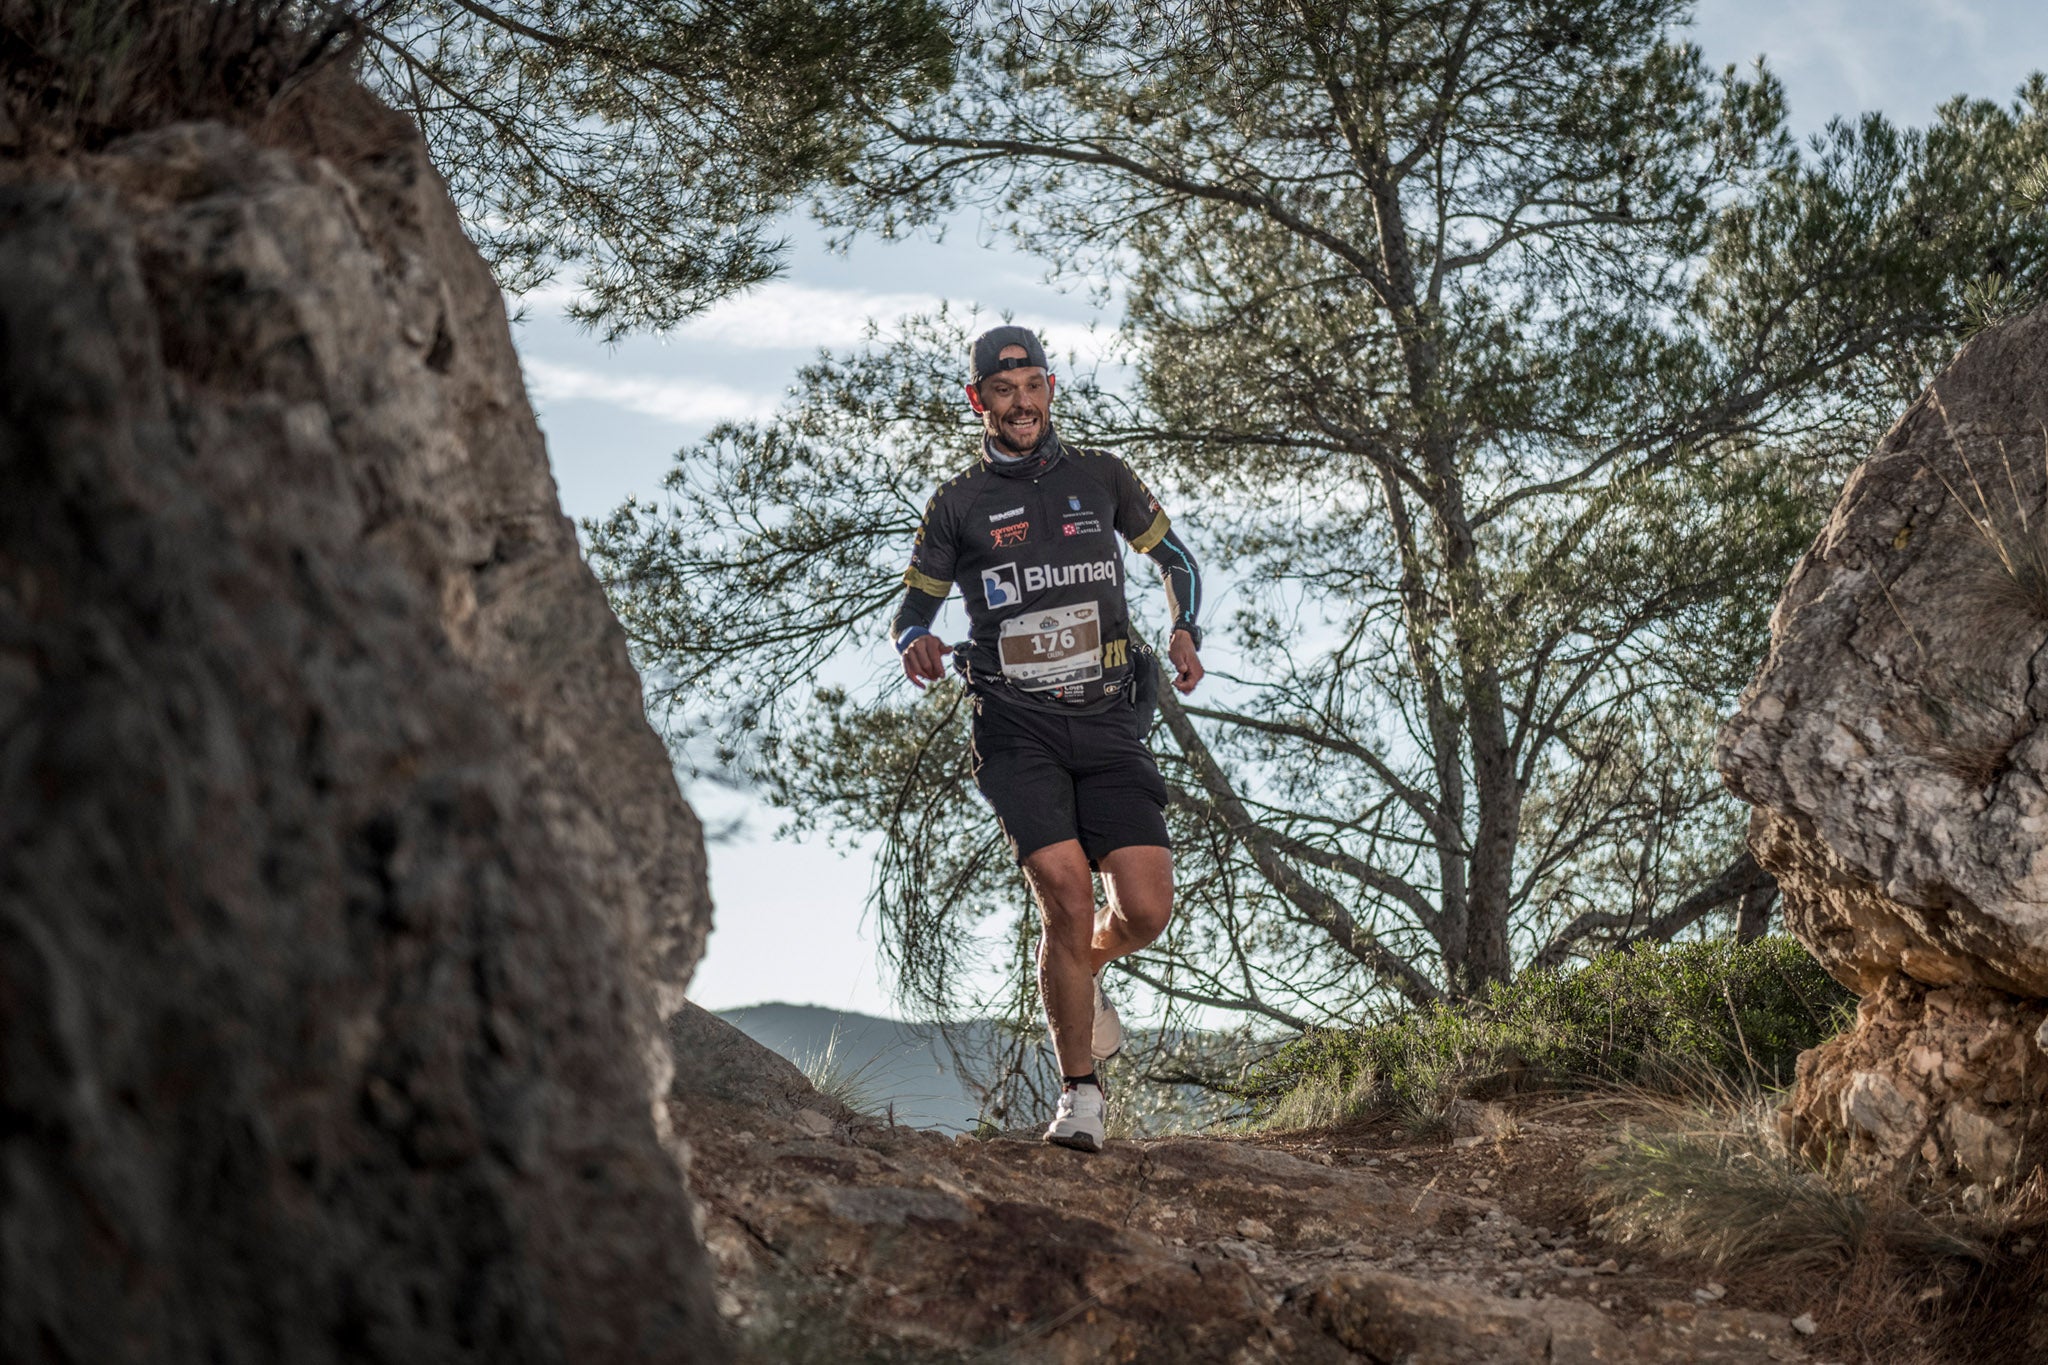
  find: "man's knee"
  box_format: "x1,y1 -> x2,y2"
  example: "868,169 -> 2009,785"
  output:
1025,842 -> 1095,949
1118,894 -> 1172,947
1099,846 -> 1173,944
1041,906 -> 1095,959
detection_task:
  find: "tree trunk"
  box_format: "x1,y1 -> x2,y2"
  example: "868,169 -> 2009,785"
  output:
1735,880 -> 1777,943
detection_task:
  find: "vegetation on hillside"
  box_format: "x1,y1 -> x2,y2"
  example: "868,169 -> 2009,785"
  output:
1238,937 -> 1851,1129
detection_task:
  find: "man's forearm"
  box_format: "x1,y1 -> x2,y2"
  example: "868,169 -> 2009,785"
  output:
1143,529 -> 1202,641
890,585 -> 947,650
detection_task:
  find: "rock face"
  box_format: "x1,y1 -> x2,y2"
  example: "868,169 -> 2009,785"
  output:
1,80 -> 722,1362
1789,978 -> 2047,1185
1721,300 -> 2048,1185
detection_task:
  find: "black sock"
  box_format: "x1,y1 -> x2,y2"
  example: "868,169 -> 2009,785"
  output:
1062,1072 -> 1100,1090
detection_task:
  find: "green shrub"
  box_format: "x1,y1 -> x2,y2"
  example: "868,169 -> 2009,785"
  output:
1245,937 -> 1854,1126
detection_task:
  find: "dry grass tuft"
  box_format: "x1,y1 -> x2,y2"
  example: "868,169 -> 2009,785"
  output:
1878,408 -> 2048,786
1475,1101 -> 1522,1143
1258,1063 -> 1380,1133
1584,1081 -> 2048,1363
1920,402 -> 2048,625
796,1025 -> 888,1121
1889,660 -> 2031,788
1394,1087 -> 1476,1142
1592,1103 -> 1886,1271
0,0 -> 381,152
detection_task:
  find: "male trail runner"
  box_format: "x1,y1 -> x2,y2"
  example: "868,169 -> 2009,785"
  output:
891,325 -> 1204,1153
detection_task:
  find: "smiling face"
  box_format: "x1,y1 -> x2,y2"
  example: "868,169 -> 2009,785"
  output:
969,343 -> 1056,455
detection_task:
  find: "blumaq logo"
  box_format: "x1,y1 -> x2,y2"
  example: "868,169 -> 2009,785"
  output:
982,559 -> 1117,609
981,563 -> 1021,608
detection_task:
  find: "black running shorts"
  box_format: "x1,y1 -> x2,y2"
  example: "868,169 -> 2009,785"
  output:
969,691 -> 1171,865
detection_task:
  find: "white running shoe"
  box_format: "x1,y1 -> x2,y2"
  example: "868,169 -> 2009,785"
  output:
1091,972 -> 1124,1061
1044,1081 -> 1106,1152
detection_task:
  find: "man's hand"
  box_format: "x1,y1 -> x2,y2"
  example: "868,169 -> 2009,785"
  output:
1168,628 -> 1203,694
902,634 -> 954,688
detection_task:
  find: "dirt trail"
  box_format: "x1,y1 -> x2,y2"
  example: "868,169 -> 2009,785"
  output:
670,1005 -> 1828,1363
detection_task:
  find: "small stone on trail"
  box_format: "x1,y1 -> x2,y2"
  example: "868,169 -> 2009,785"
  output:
1595,1259 -> 1619,1274
1792,1314 -> 1818,1336
1235,1217 -> 1275,1242
1453,1134 -> 1485,1149
1695,1281 -> 1728,1301
793,1109 -> 833,1138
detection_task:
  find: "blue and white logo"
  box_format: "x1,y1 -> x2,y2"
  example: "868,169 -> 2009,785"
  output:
1068,495 -> 1082,512
981,562 -> 1021,608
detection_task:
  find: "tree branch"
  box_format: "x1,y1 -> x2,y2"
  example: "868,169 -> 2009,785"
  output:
1114,958 -> 1311,1032
1529,850 -> 1773,972
1157,688 -> 1445,1006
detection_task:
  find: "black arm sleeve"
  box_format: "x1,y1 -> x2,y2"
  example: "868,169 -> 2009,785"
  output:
1142,527 -> 1201,635
893,480 -> 957,647
889,586 -> 946,647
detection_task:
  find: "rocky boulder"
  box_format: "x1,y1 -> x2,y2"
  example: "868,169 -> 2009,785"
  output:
1721,299 -> 2048,1186
1,79 -> 721,1361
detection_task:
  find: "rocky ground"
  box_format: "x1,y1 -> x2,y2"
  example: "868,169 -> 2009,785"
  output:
671,1006 -> 1929,1364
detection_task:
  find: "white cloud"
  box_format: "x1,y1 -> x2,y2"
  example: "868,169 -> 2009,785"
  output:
513,277 -> 1123,364
676,282 -> 945,349
1689,0 -> 2033,133
510,278 -> 947,349
522,356 -> 777,427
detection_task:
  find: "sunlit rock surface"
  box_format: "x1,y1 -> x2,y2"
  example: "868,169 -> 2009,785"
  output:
0,80 -> 721,1362
1721,299 -> 2048,1186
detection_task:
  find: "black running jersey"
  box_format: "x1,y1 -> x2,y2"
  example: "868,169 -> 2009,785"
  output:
902,445 -> 1172,709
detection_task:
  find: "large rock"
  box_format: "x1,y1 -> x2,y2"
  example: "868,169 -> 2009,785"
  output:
1720,300 -> 2048,1185
1784,977 -> 2047,1185
0,80 -> 722,1362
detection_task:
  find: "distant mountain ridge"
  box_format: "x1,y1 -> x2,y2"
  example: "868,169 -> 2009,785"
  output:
715,1003 -> 992,1132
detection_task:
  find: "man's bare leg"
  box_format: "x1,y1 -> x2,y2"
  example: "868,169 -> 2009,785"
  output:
1092,844 -> 1173,974
1025,841 -> 1175,1078
1024,840 -> 1100,1079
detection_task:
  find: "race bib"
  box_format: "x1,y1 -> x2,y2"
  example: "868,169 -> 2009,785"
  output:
998,602 -> 1104,691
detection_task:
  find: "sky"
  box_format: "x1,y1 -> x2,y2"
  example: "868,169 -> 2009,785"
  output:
508,0 -> 2048,1018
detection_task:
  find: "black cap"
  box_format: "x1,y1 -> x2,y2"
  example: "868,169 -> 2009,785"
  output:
969,325 -> 1050,384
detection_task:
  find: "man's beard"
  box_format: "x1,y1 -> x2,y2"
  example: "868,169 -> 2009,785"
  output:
991,407 -> 1048,455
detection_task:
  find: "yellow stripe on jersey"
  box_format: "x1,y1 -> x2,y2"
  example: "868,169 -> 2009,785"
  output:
903,566 -> 951,598
1130,509 -> 1171,554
